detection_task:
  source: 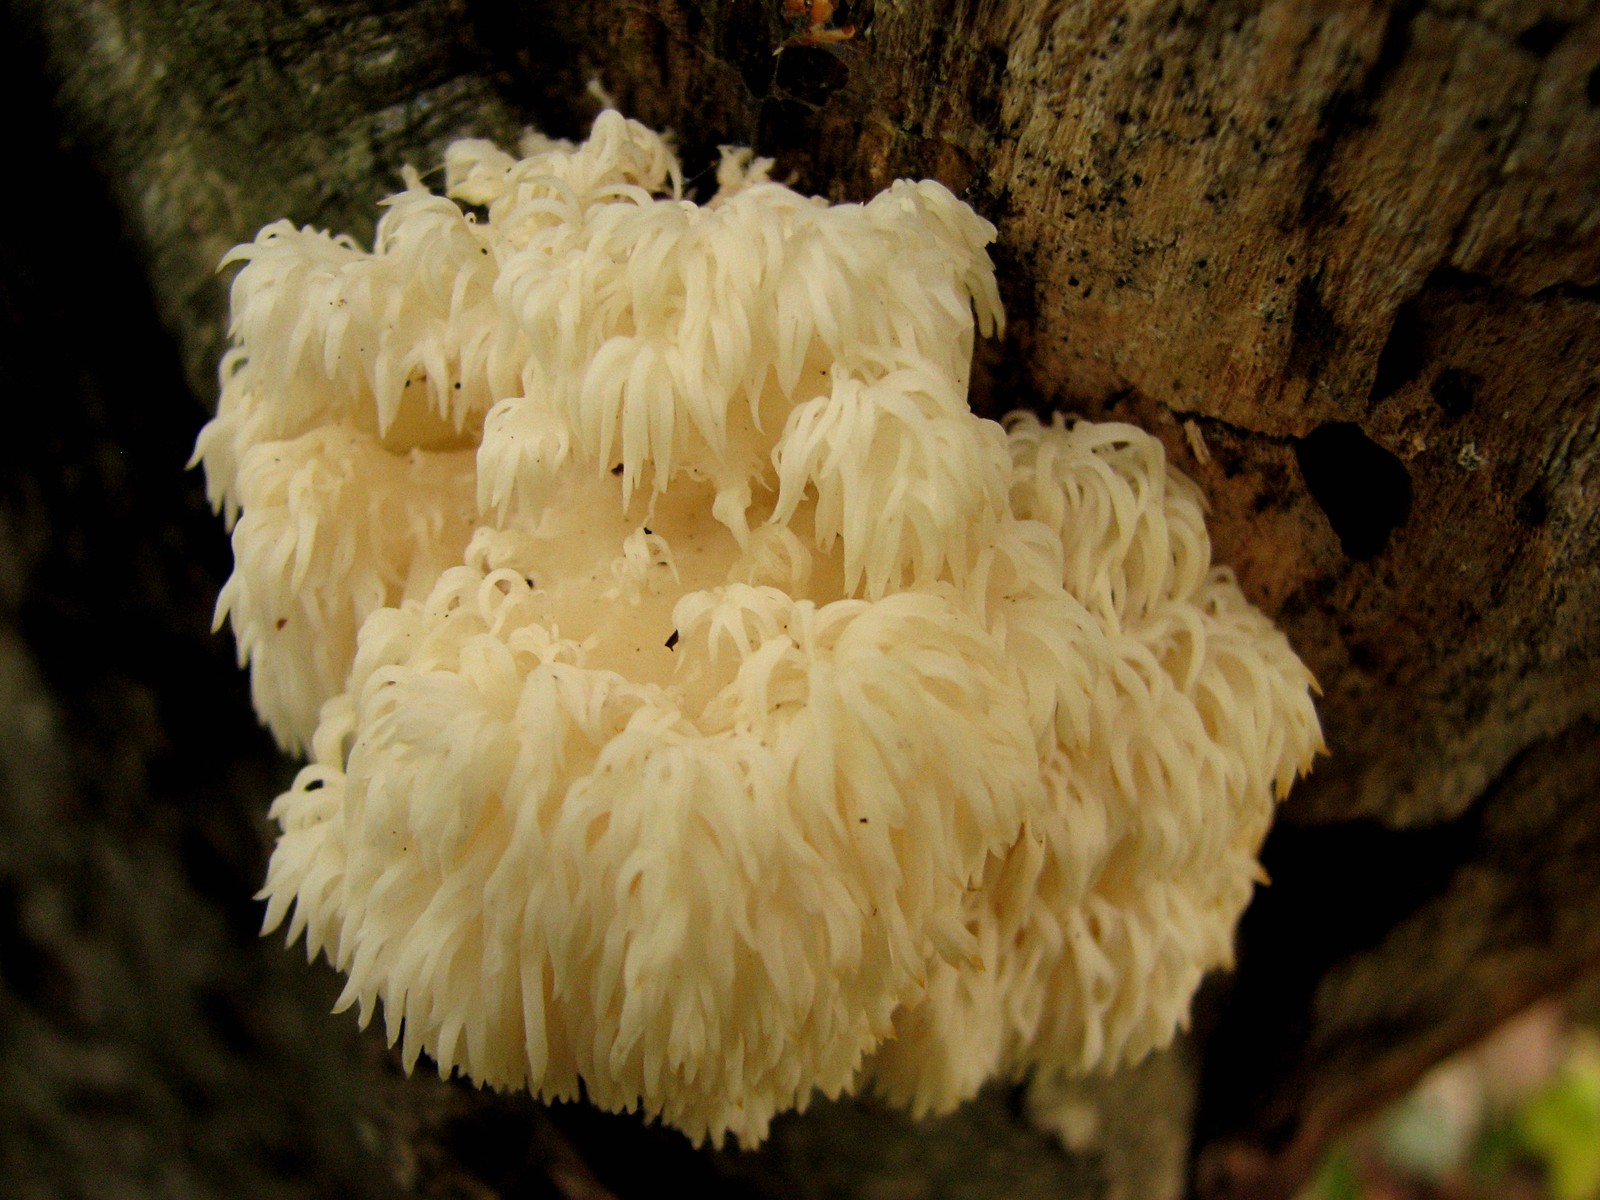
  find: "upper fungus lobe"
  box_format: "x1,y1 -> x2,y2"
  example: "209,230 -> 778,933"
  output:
197,110 -> 1322,1146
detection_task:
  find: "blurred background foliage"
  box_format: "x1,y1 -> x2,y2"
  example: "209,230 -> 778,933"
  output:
1308,994 -> 1600,1200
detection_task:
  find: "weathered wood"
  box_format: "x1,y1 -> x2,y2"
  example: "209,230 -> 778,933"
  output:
5,1 -> 1597,1197
1198,717 -> 1600,1198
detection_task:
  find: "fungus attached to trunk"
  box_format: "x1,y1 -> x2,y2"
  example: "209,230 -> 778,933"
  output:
195,112 -> 1323,1146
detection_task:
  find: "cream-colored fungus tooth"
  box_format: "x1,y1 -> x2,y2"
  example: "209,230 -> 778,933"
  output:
195,109 -> 1323,1148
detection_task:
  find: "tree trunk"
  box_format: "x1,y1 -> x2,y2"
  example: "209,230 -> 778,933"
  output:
3,2 -> 1596,1198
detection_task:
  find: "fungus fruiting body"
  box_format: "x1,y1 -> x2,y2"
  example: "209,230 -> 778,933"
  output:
196,112 -> 1322,1146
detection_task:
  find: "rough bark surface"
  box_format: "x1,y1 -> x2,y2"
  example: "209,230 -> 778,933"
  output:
3,2 -> 1597,1198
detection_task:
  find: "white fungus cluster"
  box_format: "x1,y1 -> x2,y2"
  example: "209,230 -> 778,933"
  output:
196,112 -> 1322,1146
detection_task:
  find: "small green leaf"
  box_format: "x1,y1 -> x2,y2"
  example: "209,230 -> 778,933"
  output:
1517,1033 -> 1600,1200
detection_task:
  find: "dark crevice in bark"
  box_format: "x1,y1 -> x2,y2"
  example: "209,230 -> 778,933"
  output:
1367,300 -> 1428,406
1293,423 -> 1412,559
1512,16 -> 1574,56
1286,271 -> 1343,383
1428,367 -> 1481,421
1164,409 -> 1300,444
457,2 -> 595,140
1195,711 -> 1600,1198
1193,807 -> 1483,1159
1531,280 -> 1600,303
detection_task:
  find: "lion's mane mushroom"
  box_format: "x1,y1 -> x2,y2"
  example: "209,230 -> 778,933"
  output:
195,112 -> 1323,1146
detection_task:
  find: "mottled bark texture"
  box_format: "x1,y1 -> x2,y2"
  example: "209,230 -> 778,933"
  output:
2,1 -> 1596,1198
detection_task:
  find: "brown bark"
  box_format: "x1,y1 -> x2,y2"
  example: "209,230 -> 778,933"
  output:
4,2 -> 1597,1198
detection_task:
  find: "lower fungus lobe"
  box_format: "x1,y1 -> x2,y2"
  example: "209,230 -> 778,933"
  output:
1294,422 -> 1412,561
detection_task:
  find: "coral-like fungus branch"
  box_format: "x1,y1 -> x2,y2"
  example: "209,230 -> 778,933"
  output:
194,111 -> 1322,1147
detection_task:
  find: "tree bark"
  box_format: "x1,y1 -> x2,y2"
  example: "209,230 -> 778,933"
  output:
3,2 -> 1597,1198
